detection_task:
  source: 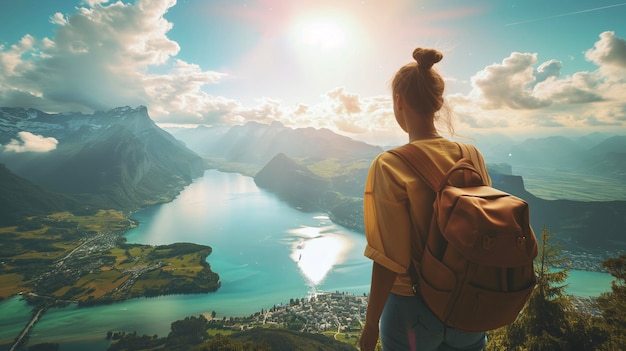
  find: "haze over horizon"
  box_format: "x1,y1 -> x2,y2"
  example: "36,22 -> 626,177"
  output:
0,0 -> 625,146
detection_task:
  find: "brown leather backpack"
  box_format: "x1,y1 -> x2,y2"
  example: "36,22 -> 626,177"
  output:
389,142 -> 537,332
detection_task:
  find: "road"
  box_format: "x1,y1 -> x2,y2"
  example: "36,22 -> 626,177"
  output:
10,307 -> 45,351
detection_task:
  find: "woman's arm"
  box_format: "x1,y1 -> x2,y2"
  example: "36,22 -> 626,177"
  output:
360,261 -> 397,351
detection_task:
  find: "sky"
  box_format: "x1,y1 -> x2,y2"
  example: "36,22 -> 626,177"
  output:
0,0 -> 625,146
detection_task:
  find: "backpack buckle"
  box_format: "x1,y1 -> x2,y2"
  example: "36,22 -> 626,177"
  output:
483,236 -> 496,250
516,236 -> 526,248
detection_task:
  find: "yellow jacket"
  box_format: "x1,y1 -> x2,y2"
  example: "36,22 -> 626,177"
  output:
363,137 -> 490,296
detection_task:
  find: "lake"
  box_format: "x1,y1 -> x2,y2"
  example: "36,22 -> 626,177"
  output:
0,170 -> 616,350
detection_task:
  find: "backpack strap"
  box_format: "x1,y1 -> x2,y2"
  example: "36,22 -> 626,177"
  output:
387,143 -> 444,192
388,142 -> 484,190
457,142 -> 491,186
387,143 -> 446,295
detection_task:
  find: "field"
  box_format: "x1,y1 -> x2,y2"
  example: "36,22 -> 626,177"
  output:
0,211 -> 219,304
514,166 -> 626,201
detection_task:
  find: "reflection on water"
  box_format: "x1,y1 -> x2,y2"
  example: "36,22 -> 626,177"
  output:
286,217 -> 355,287
0,170 -> 617,349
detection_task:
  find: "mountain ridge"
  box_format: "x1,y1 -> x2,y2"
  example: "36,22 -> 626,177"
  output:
168,120 -> 626,252
0,106 -> 206,224
253,149 -> 626,253
2,105 -> 625,253
166,120 -> 384,167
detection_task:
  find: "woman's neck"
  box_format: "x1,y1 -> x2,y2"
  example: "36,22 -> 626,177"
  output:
408,126 -> 440,142
401,107 -> 440,142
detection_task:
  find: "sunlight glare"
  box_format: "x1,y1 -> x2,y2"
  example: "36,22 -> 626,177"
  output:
300,20 -> 345,51
288,225 -> 353,286
290,12 -> 353,52
286,9 -> 368,87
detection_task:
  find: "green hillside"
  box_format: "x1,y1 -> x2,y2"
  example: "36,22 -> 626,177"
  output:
0,163 -> 79,226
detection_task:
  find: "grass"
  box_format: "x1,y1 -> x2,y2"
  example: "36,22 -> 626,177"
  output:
0,226 -> 17,233
308,159 -> 371,178
11,252 -> 58,260
167,253 -> 205,275
0,273 -> 28,296
131,277 -> 169,291
8,227 -> 47,239
55,209 -> 131,233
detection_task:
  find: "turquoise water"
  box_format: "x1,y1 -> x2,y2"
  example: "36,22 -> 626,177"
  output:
0,170 -> 616,349
1,170 -> 370,349
566,270 -> 615,297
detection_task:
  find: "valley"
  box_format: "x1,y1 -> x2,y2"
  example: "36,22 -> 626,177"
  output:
1,106 -> 625,349
513,165 -> 626,202
0,210 -> 220,304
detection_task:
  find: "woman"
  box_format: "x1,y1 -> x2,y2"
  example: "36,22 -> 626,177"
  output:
359,48 -> 488,351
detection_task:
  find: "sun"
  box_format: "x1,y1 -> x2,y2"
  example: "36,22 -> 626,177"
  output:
289,12 -> 352,52
298,19 -> 346,51
286,10 -> 366,86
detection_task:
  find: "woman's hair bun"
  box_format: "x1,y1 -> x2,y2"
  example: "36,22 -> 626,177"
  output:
412,48 -> 443,69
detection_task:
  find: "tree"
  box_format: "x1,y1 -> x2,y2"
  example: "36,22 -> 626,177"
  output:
192,334 -> 271,351
166,315 -> 209,349
593,254 -> 626,349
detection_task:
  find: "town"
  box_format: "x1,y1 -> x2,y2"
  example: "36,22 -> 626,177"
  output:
207,291 -> 368,342
563,249 -> 625,272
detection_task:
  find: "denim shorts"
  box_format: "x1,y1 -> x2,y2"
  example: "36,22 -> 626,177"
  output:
380,293 -> 486,351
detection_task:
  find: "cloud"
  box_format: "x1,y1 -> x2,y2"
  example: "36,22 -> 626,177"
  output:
585,31 -> 626,69
3,132 -> 58,153
233,97 -> 285,124
535,59 -> 562,83
448,32 -> 626,133
533,72 -> 603,104
267,89 -> 401,145
325,87 -> 362,115
585,31 -> 626,87
1,2 -> 624,145
467,52 -> 550,110
0,0 -> 227,121
585,115 -> 621,127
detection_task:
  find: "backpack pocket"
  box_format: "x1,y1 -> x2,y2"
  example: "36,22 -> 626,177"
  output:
418,246 -> 456,319
445,278 -> 536,332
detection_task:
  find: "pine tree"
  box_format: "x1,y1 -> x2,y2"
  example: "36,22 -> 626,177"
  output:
593,254 -> 626,349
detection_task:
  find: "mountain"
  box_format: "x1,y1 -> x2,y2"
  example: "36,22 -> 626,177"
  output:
3,105 -> 624,251
254,153 -> 331,211
508,135 -> 587,169
253,152 -> 364,230
254,150 -> 626,251
188,123 -> 625,251
0,106 -> 205,211
0,163 -> 81,225
164,124 -> 232,158
473,133 -> 626,181
585,135 -> 626,178
491,173 -> 626,251
166,121 -> 383,166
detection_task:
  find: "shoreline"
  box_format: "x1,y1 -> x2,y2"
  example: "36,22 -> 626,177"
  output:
1,263 -> 612,350
1,169 -> 621,348
2,279 -> 611,347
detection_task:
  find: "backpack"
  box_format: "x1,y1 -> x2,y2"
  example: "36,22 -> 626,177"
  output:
389,142 -> 538,332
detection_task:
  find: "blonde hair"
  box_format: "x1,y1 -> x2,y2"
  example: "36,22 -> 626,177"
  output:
391,48 -> 454,135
